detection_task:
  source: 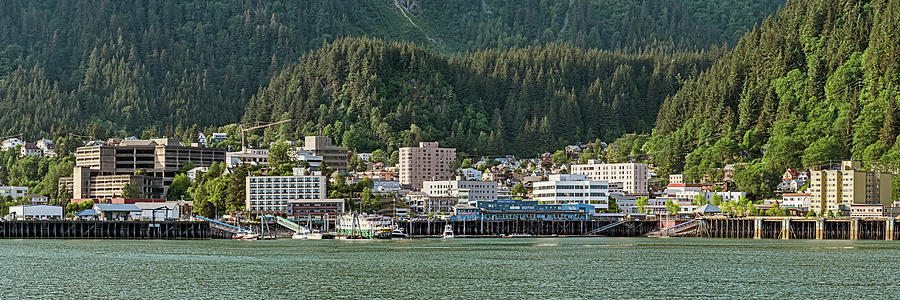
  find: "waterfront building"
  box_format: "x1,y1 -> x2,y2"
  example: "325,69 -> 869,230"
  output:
133,202 -> 182,221
849,204 -> 884,218
781,193 -> 811,211
405,192 -> 456,216
61,138 -> 225,201
245,175 -> 327,214
93,204 -> 142,221
450,200 -> 593,221
302,136 -> 348,170
398,142 -> 455,190
532,174 -> 609,213
226,148 -> 269,167
422,179 -> 498,204
7,205 -> 63,220
569,161 -> 649,194
287,198 -> 344,221
0,186 -> 28,199
808,161 -> 894,213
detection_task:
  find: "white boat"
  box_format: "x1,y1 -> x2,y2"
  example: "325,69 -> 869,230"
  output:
337,214 -> 391,238
234,233 -> 260,240
443,224 -> 454,238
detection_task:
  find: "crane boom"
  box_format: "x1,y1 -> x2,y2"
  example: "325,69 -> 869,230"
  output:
240,119 -> 292,151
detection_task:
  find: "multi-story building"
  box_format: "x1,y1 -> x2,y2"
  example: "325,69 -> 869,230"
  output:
532,174 -> 609,213
245,175 -> 327,214
61,138 -> 225,201
422,179 -> 498,204
287,198 -> 344,221
302,136 -> 348,170
0,186 -> 28,199
405,192 -> 457,216
808,161 -> 893,213
1,138 -> 22,150
570,161 -> 649,194
226,148 -> 269,167
20,142 -> 42,157
457,168 -> 483,181
398,142 -> 455,190
781,193 -> 811,211
450,200 -> 594,221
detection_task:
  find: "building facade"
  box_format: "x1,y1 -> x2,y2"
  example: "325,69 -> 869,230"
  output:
398,142 -> 455,190
245,175 -> 327,214
226,149 -> 269,167
451,200 -> 593,221
61,138 -> 225,201
532,174 -> 609,212
302,136 -> 348,170
781,193 -> 811,211
570,161 -> 649,194
422,179 -> 498,203
808,161 -> 893,213
287,198 -> 344,220
0,186 -> 28,199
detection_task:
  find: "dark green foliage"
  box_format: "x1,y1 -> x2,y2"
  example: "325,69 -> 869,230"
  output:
244,38 -> 712,155
649,0 -> 900,179
0,0 -> 779,140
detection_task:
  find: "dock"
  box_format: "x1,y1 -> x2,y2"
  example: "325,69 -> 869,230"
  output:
395,219 -> 657,237
677,217 -> 900,240
0,220 -> 214,239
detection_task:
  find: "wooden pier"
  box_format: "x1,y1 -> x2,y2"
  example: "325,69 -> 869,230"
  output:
0,221 -> 213,239
690,217 -> 899,240
396,219 -> 657,237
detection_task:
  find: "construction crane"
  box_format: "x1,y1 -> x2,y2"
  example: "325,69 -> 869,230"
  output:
240,119 -> 292,151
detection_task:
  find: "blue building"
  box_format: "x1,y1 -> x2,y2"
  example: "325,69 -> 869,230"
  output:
451,200 -> 593,221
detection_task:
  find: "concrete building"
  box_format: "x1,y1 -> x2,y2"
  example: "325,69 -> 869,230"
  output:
422,179 -> 498,204
226,149 -> 269,167
532,174 -> 609,213
398,142 -> 455,190
245,175 -> 327,214
0,186 -> 28,199
302,136 -> 348,170
61,138 -> 225,201
7,205 -> 63,220
808,161 -> 894,213
570,161 -> 649,194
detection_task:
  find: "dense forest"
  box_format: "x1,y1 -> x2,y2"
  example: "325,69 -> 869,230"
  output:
242,38 -> 714,155
0,0 -> 781,139
647,0 -> 900,196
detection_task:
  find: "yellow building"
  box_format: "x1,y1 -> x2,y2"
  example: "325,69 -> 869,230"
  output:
807,161 -> 893,214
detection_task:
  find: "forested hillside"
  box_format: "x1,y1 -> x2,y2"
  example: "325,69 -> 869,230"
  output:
0,0 -> 780,138
647,0 -> 900,182
242,38 -> 713,155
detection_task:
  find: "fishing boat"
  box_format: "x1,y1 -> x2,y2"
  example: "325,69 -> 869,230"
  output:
442,224 -> 454,238
337,214 -> 391,239
375,227 -> 408,239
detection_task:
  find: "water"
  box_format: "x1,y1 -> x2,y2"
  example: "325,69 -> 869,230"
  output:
2,238 -> 899,299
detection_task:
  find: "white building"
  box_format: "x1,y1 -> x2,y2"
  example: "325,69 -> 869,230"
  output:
570,161 -> 649,194
36,138 -> 54,152
290,150 -> 324,170
423,179 -> 498,203
372,180 -> 401,195
210,133 -> 228,144
357,152 -> 372,162
245,175 -> 326,213
532,174 -> 609,212
1,138 -> 23,150
457,168 -> 483,181
0,186 -> 28,199
781,193 -> 811,211
8,205 -> 63,220
134,202 -> 182,221
227,148 -> 269,167
20,142 -> 42,157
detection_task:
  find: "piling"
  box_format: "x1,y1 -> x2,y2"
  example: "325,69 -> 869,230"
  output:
888,219 -> 895,241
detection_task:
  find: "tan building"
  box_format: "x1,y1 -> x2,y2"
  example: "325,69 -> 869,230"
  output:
399,142 -> 455,190
302,136 -> 348,170
570,161 -> 648,194
808,161 -> 893,214
61,138 -> 225,200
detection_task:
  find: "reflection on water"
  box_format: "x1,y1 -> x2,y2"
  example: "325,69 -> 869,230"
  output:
1,237 -> 898,298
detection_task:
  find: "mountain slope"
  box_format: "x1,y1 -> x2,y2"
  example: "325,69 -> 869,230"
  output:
647,0 -> 900,181
242,38 -> 713,155
0,0 -> 780,138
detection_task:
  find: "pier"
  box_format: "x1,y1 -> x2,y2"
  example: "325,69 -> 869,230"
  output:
686,217 -> 900,240
396,219 -> 657,237
0,221 -> 213,239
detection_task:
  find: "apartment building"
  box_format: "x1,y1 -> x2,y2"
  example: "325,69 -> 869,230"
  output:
422,179 -> 498,204
532,174 -> 609,212
302,136 -> 348,170
570,160 -> 648,194
61,138 -> 225,200
807,161 -> 893,213
245,175 -> 327,213
398,142 -> 455,190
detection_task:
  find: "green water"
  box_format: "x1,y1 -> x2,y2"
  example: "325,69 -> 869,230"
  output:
1,238 -> 899,299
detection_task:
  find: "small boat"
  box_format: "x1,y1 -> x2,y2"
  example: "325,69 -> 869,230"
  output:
292,230 -> 336,240
234,232 -> 260,240
506,233 -> 532,238
374,227 -> 408,239
442,224 -> 454,239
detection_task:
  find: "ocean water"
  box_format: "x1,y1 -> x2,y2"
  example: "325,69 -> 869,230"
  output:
1,237 -> 898,299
